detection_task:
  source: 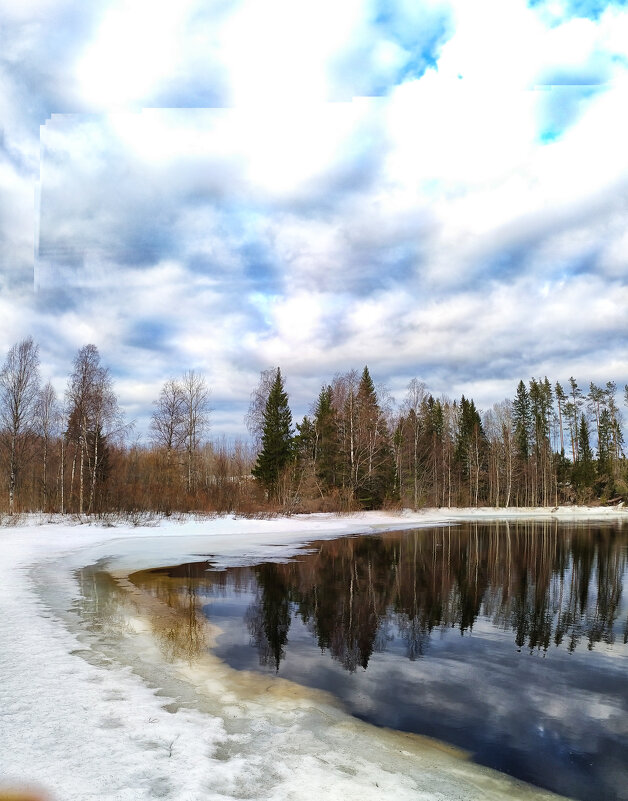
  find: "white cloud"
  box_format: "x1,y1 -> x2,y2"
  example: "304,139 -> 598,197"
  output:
1,0 -> 628,437
75,0 -> 193,109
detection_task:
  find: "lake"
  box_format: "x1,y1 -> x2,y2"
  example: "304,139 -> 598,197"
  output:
80,520 -> 628,801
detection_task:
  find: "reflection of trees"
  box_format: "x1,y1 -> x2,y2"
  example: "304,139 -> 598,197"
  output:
155,580 -> 206,663
250,523 -> 626,670
127,522 -> 627,673
75,567 -> 137,637
128,563 -> 208,662
245,564 -> 291,671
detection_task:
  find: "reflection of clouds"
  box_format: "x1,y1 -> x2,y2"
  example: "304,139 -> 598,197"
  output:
345,645 -> 627,800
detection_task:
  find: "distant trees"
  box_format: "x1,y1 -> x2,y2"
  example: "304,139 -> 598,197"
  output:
0,333 -> 627,516
396,379 -> 427,508
455,396 -> 484,506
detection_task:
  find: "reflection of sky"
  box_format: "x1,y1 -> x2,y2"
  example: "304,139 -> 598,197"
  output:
198,559 -> 628,801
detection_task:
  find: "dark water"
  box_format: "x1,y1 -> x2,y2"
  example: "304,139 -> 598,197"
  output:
129,521 -> 628,801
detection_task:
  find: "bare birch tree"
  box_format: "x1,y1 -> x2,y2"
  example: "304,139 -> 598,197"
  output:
0,337 -> 41,514
245,367 -> 278,448
150,378 -> 186,456
181,370 -> 210,494
35,380 -> 61,510
66,345 -> 122,514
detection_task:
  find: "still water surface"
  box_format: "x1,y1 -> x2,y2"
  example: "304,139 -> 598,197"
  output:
126,521 -> 628,801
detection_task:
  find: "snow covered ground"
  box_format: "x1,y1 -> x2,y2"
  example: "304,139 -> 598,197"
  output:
1,507 -> 625,801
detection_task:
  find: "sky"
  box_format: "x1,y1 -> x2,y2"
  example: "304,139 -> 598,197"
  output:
1,0 -> 628,440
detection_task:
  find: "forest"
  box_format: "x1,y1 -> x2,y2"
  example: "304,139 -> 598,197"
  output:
0,336 -> 626,517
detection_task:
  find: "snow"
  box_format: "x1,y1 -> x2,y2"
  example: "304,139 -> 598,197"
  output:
1,507 -> 625,801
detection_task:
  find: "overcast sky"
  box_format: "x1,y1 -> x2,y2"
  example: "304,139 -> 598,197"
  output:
1,0 -> 628,439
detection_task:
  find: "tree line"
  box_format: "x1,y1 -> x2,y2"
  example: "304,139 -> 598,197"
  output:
253,367 -> 627,511
0,336 -> 626,516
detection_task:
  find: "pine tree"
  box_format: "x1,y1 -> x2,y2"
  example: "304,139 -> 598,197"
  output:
567,377 -> 583,462
252,369 -> 294,501
554,381 -> 567,456
573,414 -> 595,494
597,408 -> 613,479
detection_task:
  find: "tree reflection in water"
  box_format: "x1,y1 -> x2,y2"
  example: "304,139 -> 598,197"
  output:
130,521 -> 627,673
228,522 -> 625,671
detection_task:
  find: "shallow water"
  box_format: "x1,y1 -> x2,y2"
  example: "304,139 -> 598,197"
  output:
124,520 -> 628,801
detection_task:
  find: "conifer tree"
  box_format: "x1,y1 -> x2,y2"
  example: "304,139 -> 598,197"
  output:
455,396 -> 484,505
512,380 -> 532,460
252,369 -> 294,501
313,385 -> 340,492
597,408 -> 613,479
554,381 -> 567,455
354,366 -> 395,508
573,413 -> 595,493
567,377 -> 583,462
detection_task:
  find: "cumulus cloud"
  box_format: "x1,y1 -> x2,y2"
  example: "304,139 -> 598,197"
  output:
0,0 -> 627,437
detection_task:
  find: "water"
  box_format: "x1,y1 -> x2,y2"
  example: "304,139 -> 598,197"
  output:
69,519 -> 627,801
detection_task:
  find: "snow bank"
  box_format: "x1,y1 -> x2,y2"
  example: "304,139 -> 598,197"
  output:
1,508 -> 622,801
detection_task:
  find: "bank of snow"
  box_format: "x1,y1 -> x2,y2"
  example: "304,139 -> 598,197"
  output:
1,508 -> 624,801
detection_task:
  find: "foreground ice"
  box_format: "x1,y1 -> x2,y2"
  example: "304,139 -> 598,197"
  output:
1,507 -> 625,801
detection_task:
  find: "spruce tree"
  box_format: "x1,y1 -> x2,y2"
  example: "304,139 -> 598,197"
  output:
512,380 -> 532,460
313,385 -> 340,492
344,366 -> 395,508
252,368 -> 294,501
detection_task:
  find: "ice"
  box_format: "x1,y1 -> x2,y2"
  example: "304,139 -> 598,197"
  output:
1,508 -> 625,800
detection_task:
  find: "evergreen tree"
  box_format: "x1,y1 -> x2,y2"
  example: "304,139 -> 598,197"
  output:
597,408 -> 613,479
455,396 -> 485,505
512,380 -> 532,460
252,369 -> 294,501
567,377 -> 583,462
354,366 -> 395,508
294,415 -> 316,462
554,381 -> 567,456
313,385 -> 341,492
573,414 -> 595,493
529,377 -> 553,504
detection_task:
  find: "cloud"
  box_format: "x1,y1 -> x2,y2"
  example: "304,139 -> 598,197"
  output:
0,0 -> 628,437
